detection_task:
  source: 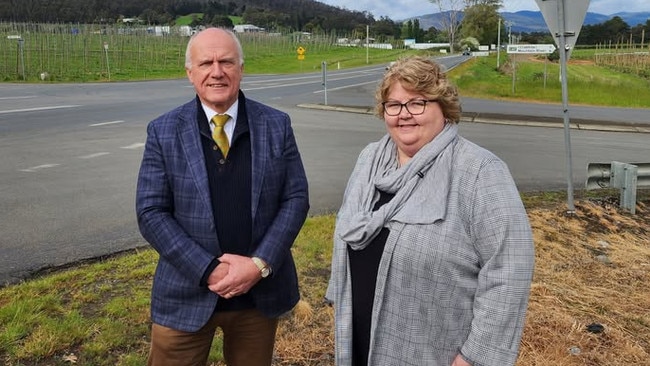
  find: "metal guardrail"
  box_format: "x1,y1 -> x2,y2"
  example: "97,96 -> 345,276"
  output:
586,162 -> 650,214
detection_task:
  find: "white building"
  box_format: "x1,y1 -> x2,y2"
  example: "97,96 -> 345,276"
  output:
233,24 -> 264,33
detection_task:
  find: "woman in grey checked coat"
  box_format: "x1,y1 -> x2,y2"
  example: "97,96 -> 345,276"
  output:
326,56 -> 535,366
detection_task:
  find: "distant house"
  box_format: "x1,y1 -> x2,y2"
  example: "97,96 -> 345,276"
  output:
147,26 -> 171,36
233,24 -> 264,33
178,25 -> 195,37
121,17 -> 140,24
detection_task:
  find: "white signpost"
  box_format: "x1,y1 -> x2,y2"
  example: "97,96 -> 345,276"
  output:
506,44 -> 556,54
535,0 -> 591,213
7,35 -> 25,80
507,44 -> 557,90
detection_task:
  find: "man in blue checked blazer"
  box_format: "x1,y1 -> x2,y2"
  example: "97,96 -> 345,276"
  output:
136,28 -> 309,366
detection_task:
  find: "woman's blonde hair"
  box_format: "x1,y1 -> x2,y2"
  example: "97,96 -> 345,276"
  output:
375,56 -> 461,122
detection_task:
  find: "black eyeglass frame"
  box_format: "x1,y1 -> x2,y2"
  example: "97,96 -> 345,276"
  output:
381,99 -> 438,116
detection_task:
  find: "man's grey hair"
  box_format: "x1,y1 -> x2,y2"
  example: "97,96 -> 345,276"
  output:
184,28 -> 244,69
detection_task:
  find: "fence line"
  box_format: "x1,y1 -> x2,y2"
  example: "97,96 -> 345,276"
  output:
0,22 -> 356,82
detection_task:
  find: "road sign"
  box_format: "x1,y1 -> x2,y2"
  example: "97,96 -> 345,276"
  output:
507,44 -> 556,54
535,0 -> 589,59
535,0 -> 590,213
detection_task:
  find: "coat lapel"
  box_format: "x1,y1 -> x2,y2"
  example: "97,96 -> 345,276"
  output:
177,101 -> 215,225
246,99 -> 267,223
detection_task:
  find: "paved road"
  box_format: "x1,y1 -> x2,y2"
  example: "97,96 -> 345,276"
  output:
292,72 -> 650,132
1,63 -> 649,286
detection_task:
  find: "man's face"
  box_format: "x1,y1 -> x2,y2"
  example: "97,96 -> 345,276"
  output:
186,29 -> 243,113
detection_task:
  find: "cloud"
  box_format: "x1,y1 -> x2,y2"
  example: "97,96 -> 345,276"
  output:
589,0 -> 648,14
318,0 -> 648,21
321,0 -> 434,20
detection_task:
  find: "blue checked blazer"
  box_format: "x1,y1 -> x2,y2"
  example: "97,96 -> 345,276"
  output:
136,94 -> 309,332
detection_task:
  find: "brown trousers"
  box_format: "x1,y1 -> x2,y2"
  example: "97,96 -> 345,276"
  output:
147,308 -> 279,366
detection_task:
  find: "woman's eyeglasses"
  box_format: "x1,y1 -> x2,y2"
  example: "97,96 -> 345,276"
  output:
381,99 -> 437,116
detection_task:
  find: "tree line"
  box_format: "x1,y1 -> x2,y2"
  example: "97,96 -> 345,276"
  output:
0,0 -> 392,35
1,0 -> 648,47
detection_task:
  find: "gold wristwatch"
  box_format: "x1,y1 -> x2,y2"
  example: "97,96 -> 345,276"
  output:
251,257 -> 271,278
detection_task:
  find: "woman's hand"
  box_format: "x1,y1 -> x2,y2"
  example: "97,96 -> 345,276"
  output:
451,354 -> 471,366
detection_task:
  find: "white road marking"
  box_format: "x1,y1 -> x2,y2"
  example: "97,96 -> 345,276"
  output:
78,152 -> 111,159
20,164 -> 61,172
121,142 -> 145,149
90,120 -> 125,127
0,96 -> 36,100
241,71 -> 382,91
0,105 -> 81,114
312,80 -> 379,93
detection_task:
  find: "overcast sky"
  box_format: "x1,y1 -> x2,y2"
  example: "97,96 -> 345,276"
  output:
317,0 -> 649,21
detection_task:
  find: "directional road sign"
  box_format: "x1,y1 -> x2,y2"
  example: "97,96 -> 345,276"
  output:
506,44 -> 556,54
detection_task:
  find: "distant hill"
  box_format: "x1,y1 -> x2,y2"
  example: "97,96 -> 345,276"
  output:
414,10 -> 650,33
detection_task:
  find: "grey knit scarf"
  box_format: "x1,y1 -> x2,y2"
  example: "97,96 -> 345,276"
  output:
337,123 -> 458,250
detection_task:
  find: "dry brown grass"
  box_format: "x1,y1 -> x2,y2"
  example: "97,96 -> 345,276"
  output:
519,198 -> 650,365
266,196 -> 650,366
3,195 -> 648,365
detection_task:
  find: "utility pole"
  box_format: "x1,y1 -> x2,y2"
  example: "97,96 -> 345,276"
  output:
497,18 -> 501,69
366,25 -> 369,64
507,22 -> 512,45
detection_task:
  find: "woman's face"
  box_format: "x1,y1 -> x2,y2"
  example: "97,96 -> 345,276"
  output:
383,82 -> 446,163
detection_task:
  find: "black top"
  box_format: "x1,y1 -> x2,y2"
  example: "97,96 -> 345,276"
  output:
198,96 -> 254,311
347,190 -> 394,366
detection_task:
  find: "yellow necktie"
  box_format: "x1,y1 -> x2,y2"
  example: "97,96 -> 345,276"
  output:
211,114 -> 230,158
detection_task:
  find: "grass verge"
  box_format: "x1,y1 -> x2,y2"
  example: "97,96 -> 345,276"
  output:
1,191 -> 648,365
448,54 -> 650,109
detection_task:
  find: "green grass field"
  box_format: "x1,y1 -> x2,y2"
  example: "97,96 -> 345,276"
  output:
0,23 -> 420,82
